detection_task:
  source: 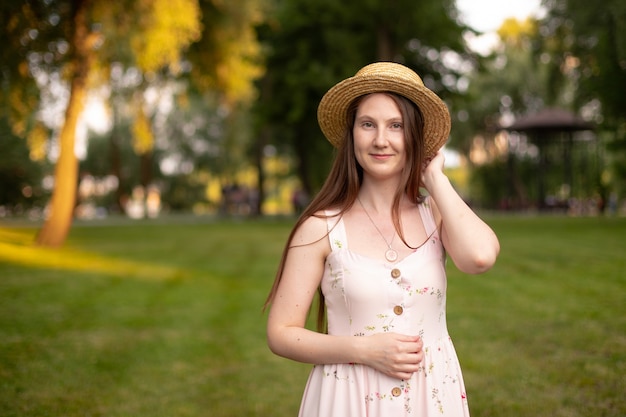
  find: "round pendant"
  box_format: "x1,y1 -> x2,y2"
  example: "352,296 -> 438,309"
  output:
385,248 -> 398,262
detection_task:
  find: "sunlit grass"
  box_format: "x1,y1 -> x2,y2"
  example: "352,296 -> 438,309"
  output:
0,227 -> 183,280
0,218 -> 303,417
0,215 -> 625,416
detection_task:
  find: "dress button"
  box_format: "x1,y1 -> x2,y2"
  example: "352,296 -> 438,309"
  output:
391,268 -> 401,278
391,387 -> 402,397
393,305 -> 403,315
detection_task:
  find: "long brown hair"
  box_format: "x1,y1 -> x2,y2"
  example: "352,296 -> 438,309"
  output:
264,93 -> 427,331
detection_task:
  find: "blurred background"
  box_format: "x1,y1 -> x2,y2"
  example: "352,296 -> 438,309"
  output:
1,2 -> 625,416
1,0 -> 624,244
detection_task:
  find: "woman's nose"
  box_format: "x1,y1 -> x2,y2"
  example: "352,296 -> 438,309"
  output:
373,129 -> 388,147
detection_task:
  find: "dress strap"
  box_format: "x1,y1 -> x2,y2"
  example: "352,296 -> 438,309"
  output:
324,209 -> 346,251
418,196 -> 439,236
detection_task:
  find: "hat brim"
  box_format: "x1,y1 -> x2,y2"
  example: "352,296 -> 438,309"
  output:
317,64 -> 451,159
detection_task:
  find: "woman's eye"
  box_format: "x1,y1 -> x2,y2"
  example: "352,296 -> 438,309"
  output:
391,122 -> 403,129
362,121 -> 374,128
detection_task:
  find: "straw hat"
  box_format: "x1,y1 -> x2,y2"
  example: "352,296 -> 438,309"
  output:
317,62 -> 451,158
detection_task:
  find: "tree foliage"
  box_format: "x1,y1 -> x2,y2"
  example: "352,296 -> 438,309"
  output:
458,1 -> 626,209
187,0 -> 265,105
452,18 -> 546,155
1,0 -> 264,245
538,0 -> 626,196
4,0 -> 625,226
254,0 -> 469,195
0,118 -> 48,213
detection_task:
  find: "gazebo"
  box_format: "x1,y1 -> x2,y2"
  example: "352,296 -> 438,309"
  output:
503,107 -> 595,210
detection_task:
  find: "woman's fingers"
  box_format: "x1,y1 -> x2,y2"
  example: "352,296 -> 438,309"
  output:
364,333 -> 424,379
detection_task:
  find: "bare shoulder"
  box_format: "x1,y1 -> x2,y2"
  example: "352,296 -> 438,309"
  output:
290,211 -> 332,252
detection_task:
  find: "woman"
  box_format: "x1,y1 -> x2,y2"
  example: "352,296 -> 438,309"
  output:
265,62 -> 500,416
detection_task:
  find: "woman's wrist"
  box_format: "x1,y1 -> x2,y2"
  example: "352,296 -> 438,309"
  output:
423,170 -> 449,195
349,335 -> 368,365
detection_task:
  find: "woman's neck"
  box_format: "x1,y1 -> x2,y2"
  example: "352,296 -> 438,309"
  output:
357,183 -> 410,214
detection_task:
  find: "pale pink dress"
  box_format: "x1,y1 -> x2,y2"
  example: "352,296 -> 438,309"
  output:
298,198 -> 470,417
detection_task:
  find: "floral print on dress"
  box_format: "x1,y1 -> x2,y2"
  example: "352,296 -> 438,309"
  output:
298,199 -> 470,417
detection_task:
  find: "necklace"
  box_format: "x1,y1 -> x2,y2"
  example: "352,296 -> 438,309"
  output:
357,197 -> 398,262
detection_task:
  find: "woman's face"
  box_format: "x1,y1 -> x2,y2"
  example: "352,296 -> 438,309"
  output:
353,93 -> 406,181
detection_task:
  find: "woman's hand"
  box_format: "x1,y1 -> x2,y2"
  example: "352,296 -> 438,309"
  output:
419,150 -> 500,274
359,333 -> 424,380
421,150 -> 446,194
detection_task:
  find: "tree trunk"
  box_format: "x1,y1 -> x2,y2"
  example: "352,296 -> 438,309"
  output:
109,128 -> 125,214
140,152 -> 153,187
376,25 -> 394,61
36,0 -> 94,247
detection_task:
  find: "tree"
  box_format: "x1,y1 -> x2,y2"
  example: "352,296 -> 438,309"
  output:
0,118 -> 48,213
538,0 -> 626,197
35,0 -> 99,246
1,0 -> 203,246
454,17 -> 549,208
184,0 -> 265,187
253,0 -> 469,199
95,0 -> 203,212
88,0 -> 265,216
1,0 -> 202,245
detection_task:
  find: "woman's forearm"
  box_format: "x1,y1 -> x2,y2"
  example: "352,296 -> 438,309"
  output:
426,172 -> 500,274
267,324 -> 363,365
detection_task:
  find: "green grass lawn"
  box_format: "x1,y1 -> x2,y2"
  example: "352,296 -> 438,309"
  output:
0,215 -> 624,416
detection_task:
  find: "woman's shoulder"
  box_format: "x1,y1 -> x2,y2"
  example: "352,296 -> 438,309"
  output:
290,210 -> 334,248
